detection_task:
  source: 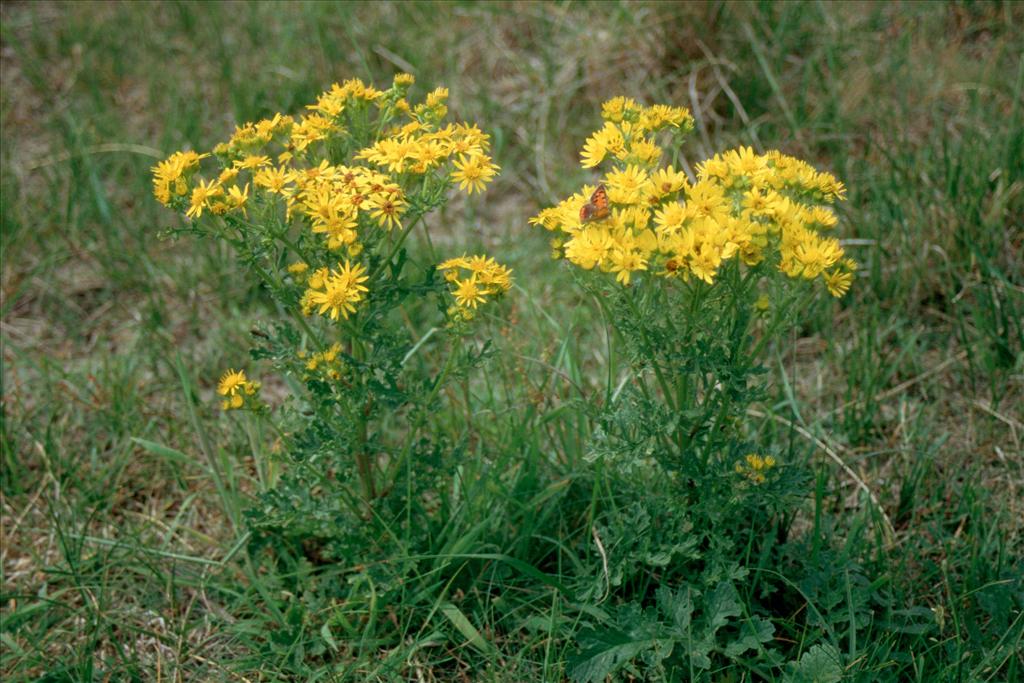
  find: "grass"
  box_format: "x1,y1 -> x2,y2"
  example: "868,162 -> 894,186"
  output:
2,1 -> 1022,680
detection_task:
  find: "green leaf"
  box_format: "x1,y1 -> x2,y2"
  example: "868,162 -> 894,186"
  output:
130,437 -> 192,465
440,603 -> 496,656
785,643 -> 844,683
568,627 -> 660,683
705,581 -> 741,632
656,585 -> 695,633
723,615 -> 774,657
320,622 -> 338,652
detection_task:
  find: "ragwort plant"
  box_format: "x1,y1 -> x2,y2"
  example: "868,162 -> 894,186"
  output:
152,77 -> 867,678
532,98 -> 861,680
152,76 -> 512,582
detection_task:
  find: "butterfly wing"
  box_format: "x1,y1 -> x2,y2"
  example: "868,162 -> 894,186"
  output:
580,184 -> 610,223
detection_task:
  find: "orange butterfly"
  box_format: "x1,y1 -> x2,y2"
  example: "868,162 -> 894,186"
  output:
579,184 -> 610,223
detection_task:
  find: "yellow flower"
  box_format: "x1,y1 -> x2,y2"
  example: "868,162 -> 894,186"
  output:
225,184 -> 249,214
151,150 -> 207,204
654,201 -> 688,236
628,138 -> 662,167
235,155 -> 272,171
451,153 -> 499,194
639,104 -> 692,131
823,269 -> 854,298
304,188 -> 349,227
565,227 -> 614,270
601,96 -> 641,123
425,87 -> 449,108
253,166 -> 293,194
580,134 -> 607,169
217,369 -> 261,411
452,276 -> 487,309
735,453 -> 777,484
290,114 -> 336,150
217,167 -> 240,185
393,72 -> 415,88
440,254 -> 513,313
306,260 -> 369,320
367,192 -> 406,230
438,255 -> 471,271
607,248 -> 647,285
186,179 -> 222,219
686,180 -> 729,222
649,166 -> 689,198
793,234 -> 843,279
590,122 -> 627,161
312,213 -> 358,249
605,165 -> 649,205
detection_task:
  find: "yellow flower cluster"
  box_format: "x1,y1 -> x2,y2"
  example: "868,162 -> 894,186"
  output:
217,369 -> 261,411
301,260 -> 369,321
357,118 -> 498,193
151,150 -> 206,206
734,453 -> 777,485
531,98 -> 854,296
298,343 -> 345,381
153,75 -> 503,325
437,255 -> 513,318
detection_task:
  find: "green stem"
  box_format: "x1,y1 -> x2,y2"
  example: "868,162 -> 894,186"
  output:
368,210 -> 426,282
623,287 -> 677,412
386,339 -> 459,485
244,413 -> 268,492
350,337 -> 377,505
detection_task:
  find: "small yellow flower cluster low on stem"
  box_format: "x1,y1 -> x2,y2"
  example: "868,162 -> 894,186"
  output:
734,453 -> 777,485
302,260 -> 370,321
437,255 -> 514,322
531,97 -> 855,297
217,369 -> 261,411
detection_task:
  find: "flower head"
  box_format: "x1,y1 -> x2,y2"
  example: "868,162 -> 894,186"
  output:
217,369 -> 261,411
451,153 -> 499,194
306,260 -> 370,321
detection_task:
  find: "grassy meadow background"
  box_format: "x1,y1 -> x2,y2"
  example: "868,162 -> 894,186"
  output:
2,1 -> 1022,680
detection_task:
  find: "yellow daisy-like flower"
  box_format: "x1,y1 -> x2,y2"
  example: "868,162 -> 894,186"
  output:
439,254 -> 513,314
607,247 -> 647,285
823,269 -> 854,298
253,166 -> 293,194
793,235 -> 843,279
225,184 -> 249,214
628,138 -> 662,167
452,276 -> 487,309
217,369 -> 261,411
580,135 -> 607,169
605,164 -> 649,206
393,72 -> 415,88
601,96 -> 641,123
451,153 -> 499,194
306,260 -> 370,321
367,192 -> 406,230
649,166 -> 689,198
565,227 -> 614,271
186,179 -> 222,219
234,155 -> 272,171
